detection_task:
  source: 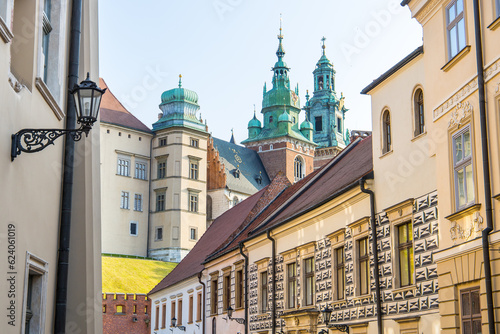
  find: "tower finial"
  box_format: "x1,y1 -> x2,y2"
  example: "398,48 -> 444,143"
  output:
321,36 -> 326,56
276,14 -> 285,60
178,74 -> 182,88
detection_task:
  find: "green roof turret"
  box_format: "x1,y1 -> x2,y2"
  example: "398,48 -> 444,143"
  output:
160,74 -> 199,106
300,117 -> 313,130
248,108 -> 262,128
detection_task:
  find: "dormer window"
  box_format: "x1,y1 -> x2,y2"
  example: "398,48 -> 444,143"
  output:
234,166 -> 241,178
256,172 -> 263,184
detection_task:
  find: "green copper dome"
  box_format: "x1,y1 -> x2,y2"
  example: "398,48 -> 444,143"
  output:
248,111 -> 262,128
278,109 -> 292,123
300,118 -> 313,130
160,75 -> 199,106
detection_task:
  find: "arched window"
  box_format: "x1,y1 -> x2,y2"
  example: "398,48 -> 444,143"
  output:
212,317 -> 216,334
269,116 -> 273,123
270,144 -> 273,150
294,156 -> 305,182
414,89 -> 425,136
382,110 -> 392,154
258,146 -> 262,152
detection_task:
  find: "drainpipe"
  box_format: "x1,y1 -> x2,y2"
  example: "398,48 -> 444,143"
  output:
472,0 -> 495,332
239,242 -> 249,334
198,270 -> 206,334
54,0 -> 82,332
266,230 -> 276,334
359,179 -> 382,334
147,134 -> 154,256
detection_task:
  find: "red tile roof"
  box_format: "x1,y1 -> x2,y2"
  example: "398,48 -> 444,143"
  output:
99,78 -> 152,133
206,136 -> 373,260
149,186 -> 269,295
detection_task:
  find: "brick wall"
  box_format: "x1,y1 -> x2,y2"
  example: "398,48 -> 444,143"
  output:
103,293 -> 151,334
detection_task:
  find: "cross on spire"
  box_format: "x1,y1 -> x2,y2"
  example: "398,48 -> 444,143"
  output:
321,36 -> 326,55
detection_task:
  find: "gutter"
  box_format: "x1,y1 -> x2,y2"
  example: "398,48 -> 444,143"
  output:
198,271 -> 206,334
472,0 -> 495,332
239,243 -> 249,334
147,134 -> 154,256
359,179 -> 382,334
266,231 -> 276,334
54,0 -> 82,332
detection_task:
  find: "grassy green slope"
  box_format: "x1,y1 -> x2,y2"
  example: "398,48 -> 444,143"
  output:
102,256 -> 176,294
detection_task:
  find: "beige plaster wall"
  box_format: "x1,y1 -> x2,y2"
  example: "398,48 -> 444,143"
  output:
100,123 -> 152,257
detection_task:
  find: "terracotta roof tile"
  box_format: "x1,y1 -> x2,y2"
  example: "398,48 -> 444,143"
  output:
99,78 -> 152,133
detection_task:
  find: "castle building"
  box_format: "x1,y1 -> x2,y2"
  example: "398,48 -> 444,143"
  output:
303,38 -> 351,169
241,26 -> 317,184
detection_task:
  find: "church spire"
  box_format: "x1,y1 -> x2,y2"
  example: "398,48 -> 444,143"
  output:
276,14 -> 285,61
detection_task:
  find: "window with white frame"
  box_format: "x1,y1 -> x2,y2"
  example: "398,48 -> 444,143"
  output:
190,227 -> 198,240
120,191 -> 129,209
453,126 -> 474,210
117,158 -> 130,176
189,161 -> 199,180
134,194 -> 142,212
304,257 -> 314,306
189,193 -> 199,213
446,0 -> 466,60
135,161 -> 147,180
286,262 -> 297,309
260,271 -> 268,313
398,221 -> 414,287
130,222 -> 138,236
294,156 -> 305,182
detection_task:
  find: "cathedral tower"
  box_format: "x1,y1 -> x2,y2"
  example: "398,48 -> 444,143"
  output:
242,23 -> 316,183
303,37 -> 350,168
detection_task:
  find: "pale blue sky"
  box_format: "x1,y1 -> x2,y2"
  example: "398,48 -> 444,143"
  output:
99,0 -> 422,143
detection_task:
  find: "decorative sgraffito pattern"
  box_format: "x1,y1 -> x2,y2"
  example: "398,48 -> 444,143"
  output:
248,191 -> 439,331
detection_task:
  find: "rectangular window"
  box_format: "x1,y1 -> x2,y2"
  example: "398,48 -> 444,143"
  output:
497,0 -> 500,18
159,137 -> 167,146
260,271 -> 268,312
398,222 -> 414,287
155,305 -> 160,330
304,258 -> 314,306
156,193 -> 165,212
190,228 -> 198,240
189,193 -> 199,212
190,138 -> 199,147
188,295 -> 193,323
11,0 -> 36,90
197,292 -> 202,321
211,278 -> 218,315
358,238 -> 370,295
337,117 -> 342,133
335,247 -> 345,300
130,222 -> 138,236
171,301 -> 176,326
117,158 -> 130,176
161,304 -> 166,328
177,299 -> 183,325
315,116 -> 323,132
461,287 -> 481,333
158,161 -> 166,179
453,126 -> 474,210
190,161 -> 199,180
223,275 -> 231,311
155,227 -> 163,241
135,162 -> 147,180
446,0 -> 466,59
236,270 -> 243,309
287,263 -> 297,309
120,191 -> 129,209
134,194 -> 143,212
